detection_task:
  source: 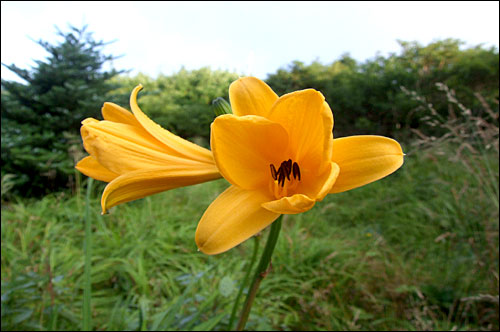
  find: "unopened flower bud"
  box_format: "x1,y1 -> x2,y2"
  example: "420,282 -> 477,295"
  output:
212,97 -> 232,116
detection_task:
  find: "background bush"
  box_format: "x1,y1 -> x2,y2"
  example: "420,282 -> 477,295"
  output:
266,39 -> 499,139
1,28 -> 498,199
108,68 -> 239,146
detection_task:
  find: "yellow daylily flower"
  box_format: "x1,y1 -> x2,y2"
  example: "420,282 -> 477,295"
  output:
76,77 -> 404,256
195,77 -> 404,255
75,85 -> 222,213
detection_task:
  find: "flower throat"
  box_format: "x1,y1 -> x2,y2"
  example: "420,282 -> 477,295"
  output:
270,159 -> 301,187
269,159 -> 301,199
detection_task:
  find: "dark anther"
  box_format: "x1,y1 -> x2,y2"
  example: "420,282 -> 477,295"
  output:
286,159 -> 293,176
272,159 -> 301,185
292,162 -> 301,181
278,171 -> 285,187
270,164 -> 277,180
281,160 -> 291,180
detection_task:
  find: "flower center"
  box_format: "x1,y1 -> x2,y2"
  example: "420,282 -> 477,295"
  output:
269,159 -> 301,199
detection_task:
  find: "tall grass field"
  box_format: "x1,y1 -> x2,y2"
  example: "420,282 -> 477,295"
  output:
2,141 -> 498,330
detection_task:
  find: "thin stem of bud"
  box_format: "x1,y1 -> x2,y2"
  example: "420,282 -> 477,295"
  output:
236,215 -> 283,331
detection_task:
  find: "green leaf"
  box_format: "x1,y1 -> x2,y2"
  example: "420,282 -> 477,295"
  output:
12,309 -> 33,324
218,276 -> 235,297
191,312 -> 226,331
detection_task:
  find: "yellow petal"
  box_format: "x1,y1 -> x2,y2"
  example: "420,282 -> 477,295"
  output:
211,114 -> 289,190
129,85 -> 215,164
195,185 -> 280,255
82,118 -> 99,126
101,102 -> 140,126
267,89 -> 332,173
296,161 -> 340,201
75,156 -> 119,182
101,164 -> 221,213
229,77 -> 279,117
261,194 -> 316,214
81,120 -> 208,174
329,135 -> 404,193
321,101 -> 334,161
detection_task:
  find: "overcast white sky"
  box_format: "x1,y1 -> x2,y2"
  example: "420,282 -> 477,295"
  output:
1,1 -> 499,83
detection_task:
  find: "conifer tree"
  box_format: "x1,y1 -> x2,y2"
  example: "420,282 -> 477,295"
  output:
1,25 -> 123,196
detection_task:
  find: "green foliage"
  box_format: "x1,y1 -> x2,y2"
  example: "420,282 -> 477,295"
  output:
1,174 -> 17,202
1,25 -> 122,196
266,39 -> 499,139
108,68 -> 239,147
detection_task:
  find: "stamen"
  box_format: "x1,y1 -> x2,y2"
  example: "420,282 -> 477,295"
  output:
270,164 -> 277,180
271,159 -> 301,189
281,160 -> 291,180
292,162 -> 301,181
278,171 -> 285,187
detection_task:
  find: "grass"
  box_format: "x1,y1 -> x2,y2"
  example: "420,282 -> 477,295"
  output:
2,142 -> 498,331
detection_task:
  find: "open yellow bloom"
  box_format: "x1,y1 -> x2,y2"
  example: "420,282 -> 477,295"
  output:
76,77 -> 403,256
195,77 -> 404,254
76,85 -> 221,213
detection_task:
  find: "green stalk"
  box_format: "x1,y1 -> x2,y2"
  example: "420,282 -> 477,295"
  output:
227,235 -> 260,330
236,215 -> 283,331
83,178 -> 94,331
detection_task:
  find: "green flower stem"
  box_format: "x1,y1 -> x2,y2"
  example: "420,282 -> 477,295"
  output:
228,235 -> 260,330
83,178 -> 94,331
236,215 -> 283,331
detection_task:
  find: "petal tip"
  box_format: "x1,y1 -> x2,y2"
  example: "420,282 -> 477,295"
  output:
194,236 -> 222,256
131,85 -> 144,101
